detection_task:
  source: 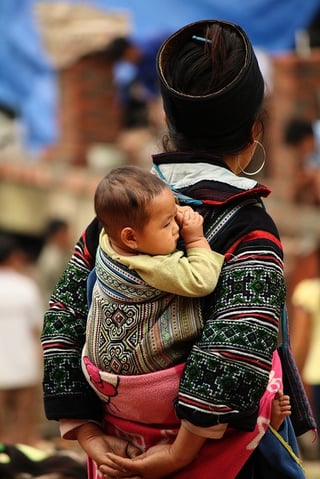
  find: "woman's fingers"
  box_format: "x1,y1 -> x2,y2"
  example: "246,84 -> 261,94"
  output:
99,453 -> 141,478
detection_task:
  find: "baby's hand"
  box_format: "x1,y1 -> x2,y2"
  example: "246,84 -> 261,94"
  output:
176,206 -> 209,249
176,205 -> 203,233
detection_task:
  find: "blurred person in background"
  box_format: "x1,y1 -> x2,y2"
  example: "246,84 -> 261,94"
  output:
290,246 -> 320,459
36,218 -> 71,310
283,117 -> 320,205
105,35 -> 165,128
0,233 -> 43,446
105,35 -> 168,167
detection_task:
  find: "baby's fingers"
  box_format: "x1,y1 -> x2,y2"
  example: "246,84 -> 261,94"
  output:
177,205 -> 193,220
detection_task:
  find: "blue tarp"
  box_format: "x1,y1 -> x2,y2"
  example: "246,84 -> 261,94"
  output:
0,0 -> 58,155
92,0 -> 320,53
0,0 -> 319,155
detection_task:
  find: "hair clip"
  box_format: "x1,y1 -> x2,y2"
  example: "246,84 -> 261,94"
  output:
192,35 -> 212,44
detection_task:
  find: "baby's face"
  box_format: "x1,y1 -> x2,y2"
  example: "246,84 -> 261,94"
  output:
134,188 -> 179,255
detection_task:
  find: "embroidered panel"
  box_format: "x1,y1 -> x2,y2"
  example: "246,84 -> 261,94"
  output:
86,249 -> 204,375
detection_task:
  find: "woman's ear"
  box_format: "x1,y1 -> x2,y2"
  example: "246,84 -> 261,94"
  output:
120,227 -> 137,250
252,119 -> 263,142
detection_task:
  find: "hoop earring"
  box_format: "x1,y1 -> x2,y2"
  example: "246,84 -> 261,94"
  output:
238,140 -> 266,176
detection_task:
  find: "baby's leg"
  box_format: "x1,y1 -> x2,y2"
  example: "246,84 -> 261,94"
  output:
270,390 -> 291,430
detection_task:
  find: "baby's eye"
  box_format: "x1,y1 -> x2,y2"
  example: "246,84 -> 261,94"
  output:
164,216 -> 175,228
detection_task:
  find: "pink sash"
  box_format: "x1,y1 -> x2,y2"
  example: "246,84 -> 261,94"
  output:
83,351 -> 283,478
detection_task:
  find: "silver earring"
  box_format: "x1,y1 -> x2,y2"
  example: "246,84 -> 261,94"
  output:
238,140 -> 266,176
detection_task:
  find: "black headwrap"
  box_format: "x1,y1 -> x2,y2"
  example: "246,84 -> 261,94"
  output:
156,20 -> 264,150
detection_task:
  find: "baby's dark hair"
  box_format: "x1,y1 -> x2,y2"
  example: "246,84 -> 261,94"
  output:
94,166 -> 168,237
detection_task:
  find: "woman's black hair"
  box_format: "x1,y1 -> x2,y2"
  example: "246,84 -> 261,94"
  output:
157,20 -> 265,157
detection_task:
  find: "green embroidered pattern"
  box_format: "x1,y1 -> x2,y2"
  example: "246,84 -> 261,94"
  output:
179,346 -> 265,410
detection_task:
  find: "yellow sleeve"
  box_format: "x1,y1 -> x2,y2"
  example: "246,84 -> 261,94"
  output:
123,248 -> 224,297
100,230 -> 224,297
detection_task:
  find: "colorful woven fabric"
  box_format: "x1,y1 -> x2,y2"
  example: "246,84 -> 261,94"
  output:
84,351 -> 285,479
84,246 -> 203,374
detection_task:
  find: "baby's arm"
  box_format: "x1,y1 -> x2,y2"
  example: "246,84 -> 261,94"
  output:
176,205 -> 211,250
270,390 -> 291,430
124,205 -> 224,297
99,425 -> 206,479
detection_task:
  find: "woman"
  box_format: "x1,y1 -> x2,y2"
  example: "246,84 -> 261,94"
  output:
41,20 -> 312,478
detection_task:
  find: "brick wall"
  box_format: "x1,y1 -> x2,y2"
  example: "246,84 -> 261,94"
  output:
267,49 -> 320,200
263,50 -> 320,308
50,51 -> 122,166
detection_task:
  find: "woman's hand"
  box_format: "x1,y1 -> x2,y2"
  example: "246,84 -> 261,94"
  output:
99,443 -> 188,479
99,425 -> 206,479
74,422 -> 141,472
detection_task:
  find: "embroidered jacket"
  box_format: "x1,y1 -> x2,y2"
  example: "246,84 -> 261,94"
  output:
41,153 -> 285,430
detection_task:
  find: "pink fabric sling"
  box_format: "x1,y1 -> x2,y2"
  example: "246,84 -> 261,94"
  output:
83,350 -> 283,479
